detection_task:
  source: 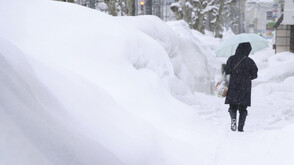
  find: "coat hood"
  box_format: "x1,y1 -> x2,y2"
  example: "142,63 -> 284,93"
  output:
235,42 -> 252,57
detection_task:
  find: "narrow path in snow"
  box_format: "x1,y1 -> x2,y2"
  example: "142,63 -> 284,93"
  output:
195,87 -> 293,133
192,89 -> 294,165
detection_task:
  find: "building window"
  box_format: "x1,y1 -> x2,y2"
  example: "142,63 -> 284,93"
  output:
267,11 -> 273,20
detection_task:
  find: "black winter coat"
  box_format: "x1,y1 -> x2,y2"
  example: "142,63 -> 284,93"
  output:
224,42 -> 258,107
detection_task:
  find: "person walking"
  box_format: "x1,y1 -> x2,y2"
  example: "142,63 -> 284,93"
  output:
224,42 -> 258,132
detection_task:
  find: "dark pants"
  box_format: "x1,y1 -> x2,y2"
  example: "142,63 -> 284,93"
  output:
228,104 -> 248,131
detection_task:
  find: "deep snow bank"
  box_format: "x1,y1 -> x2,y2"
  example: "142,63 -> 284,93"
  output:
250,48 -> 294,129
0,0 -> 218,165
0,38 -> 123,165
117,16 -> 212,94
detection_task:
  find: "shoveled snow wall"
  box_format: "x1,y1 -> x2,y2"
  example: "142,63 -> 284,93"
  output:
117,16 -> 213,94
0,0 -> 218,165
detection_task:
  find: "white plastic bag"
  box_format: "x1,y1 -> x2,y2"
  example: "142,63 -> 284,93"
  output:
215,80 -> 228,97
215,72 -> 229,97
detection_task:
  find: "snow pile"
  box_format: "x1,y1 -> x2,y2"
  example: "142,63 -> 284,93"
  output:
250,48 -> 294,129
118,16 -> 213,94
167,21 -> 211,93
0,1 -> 218,165
0,38 -> 123,165
255,52 -> 294,83
117,16 -> 179,58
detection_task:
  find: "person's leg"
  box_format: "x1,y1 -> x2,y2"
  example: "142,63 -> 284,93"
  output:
229,104 -> 238,131
238,105 -> 248,132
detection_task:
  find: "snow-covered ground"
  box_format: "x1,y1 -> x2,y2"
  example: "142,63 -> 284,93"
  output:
1,0 -> 294,165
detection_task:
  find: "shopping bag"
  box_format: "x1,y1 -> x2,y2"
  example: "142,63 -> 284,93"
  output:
215,80 -> 228,97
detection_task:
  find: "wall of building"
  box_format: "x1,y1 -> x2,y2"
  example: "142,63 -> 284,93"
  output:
245,1 -> 274,36
274,0 -> 294,54
275,25 -> 291,53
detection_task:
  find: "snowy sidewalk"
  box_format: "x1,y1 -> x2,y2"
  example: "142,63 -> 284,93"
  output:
193,92 -> 294,165
192,47 -> 294,164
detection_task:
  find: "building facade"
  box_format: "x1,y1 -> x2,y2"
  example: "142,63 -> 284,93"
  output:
244,0 -> 274,38
274,0 -> 294,53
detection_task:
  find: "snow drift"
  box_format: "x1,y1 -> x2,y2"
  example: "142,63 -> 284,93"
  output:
117,16 -> 212,94
0,38 -> 123,165
0,0 -> 217,165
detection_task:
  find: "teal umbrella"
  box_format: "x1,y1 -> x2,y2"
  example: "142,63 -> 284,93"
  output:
215,33 -> 268,57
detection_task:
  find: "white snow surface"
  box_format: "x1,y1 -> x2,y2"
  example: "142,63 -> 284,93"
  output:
1,0 -> 294,165
247,0 -> 274,3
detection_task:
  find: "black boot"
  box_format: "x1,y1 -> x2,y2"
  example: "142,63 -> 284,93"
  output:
228,105 -> 237,131
231,119 -> 237,131
238,109 -> 247,132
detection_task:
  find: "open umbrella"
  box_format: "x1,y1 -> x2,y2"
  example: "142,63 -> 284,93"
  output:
215,33 -> 268,57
